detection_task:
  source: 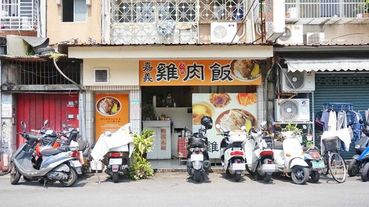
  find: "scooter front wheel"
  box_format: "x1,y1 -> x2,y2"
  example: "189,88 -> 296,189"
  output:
361,162 -> 369,182
10,163 -> 21,185
59,168 -> 78,187
291,167 -> 309,185
309,170 -> 320,183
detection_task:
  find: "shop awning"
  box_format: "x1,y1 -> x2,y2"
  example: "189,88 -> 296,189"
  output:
284,58 -> 369,72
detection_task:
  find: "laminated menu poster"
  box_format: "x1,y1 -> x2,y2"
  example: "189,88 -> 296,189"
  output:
95,94 -> 129,140
192,93 -> 257,159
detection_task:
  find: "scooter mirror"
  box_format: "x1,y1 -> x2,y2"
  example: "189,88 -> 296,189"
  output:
20,121 -> 26,131
302,125 -> 307,130
260,121 -> 267,128
43,120 -> 49,127
215,124 -> 221,129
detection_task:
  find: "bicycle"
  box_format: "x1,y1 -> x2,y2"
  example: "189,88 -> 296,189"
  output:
321,137 -> 347,183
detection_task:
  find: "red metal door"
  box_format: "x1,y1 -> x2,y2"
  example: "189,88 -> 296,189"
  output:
16,93 -> 79,147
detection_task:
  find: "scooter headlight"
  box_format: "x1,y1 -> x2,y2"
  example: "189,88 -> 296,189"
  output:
189,148 -> 194,152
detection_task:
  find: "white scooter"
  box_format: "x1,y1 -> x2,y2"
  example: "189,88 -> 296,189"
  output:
273,131 -> 310,185
217,124 -> 247,182
245,122 -> 278,182
91,123 -> 134,183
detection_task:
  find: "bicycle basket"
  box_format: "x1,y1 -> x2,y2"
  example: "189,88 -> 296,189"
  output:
322,137 -> 340,152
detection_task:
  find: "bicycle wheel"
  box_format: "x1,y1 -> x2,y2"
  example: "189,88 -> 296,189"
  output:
328,152 -> 347,183
321,152 -> 329,175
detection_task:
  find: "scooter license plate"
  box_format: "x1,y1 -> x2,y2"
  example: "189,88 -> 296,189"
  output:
312,161 -> 325,169
109,158 -> 122,165
71,160 -> 82,168
262,164 -> 277,173
190,153 -> 203,161
232,163 -> 246,171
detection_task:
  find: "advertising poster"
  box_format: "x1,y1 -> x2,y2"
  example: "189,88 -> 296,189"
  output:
95,94 -> 129,140
139,60 -> 264,86
192,93 -> 257,159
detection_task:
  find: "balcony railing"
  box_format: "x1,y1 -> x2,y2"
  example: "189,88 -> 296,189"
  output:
109,0 -> 250,45
285,0 -> 368,19
0,0 -> 37,30
255,0 -> 369,24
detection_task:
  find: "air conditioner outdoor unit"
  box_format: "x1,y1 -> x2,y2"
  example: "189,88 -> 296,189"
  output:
305,32 -> 325,45
277,24 -> 303,45
210,22 -> 238,43
275,99 -> 310,122
281,70 -> 315,92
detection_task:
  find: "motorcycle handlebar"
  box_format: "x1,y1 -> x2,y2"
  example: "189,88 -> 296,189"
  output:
22,133 -> 41,141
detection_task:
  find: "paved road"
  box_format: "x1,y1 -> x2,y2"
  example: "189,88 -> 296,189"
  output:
0,172 -> 368,207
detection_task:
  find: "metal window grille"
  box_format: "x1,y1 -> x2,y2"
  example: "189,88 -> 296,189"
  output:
110,0 -> 247,44
3,59 -> 81,85
0,0 -> 37,30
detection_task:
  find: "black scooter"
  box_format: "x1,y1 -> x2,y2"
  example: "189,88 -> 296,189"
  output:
186,116 -> 212,183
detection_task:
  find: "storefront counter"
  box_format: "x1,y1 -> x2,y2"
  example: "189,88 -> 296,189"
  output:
155,107 -> 192,157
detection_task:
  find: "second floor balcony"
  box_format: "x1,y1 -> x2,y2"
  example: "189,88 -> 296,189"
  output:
109,0 -> 253,45
0,0 -> 37,31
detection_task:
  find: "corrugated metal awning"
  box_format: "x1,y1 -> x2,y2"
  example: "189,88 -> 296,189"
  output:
285,58 -> 369,72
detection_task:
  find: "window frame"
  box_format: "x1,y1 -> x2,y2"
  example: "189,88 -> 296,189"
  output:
94,68 -> 110,84
62,0 -> 87,23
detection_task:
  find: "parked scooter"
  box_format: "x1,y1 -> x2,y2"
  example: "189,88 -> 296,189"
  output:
348,128 -> 369,181
273,131 -> 310,185
10,121 -> 82,187
245,122 -> 278,183
217,124 -> 247,182
91,123 -> 134,183
304,146 -> 325,183
186,116 -> 212,183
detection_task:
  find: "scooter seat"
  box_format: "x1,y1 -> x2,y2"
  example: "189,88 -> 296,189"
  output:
41,148 -> 64,156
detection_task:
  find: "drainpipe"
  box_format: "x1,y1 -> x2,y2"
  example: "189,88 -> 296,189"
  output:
264,59 -> 276,125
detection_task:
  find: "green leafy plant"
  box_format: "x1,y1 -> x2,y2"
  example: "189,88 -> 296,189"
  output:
129,129 -> 154,180
282,123 -> 303,135
303,140 -> 314,148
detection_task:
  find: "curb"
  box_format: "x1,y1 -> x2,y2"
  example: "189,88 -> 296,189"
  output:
154,168 -> 224,173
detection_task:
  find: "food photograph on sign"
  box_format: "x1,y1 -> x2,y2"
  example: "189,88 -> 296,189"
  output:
192,93 -> 257,158
96,96 -> 121,116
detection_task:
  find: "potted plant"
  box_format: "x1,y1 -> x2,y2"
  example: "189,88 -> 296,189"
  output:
356,0 -> 369,18
129,129 -> 155,180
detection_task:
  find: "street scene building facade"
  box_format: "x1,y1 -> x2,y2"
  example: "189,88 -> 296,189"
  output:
1,0 -> 369,172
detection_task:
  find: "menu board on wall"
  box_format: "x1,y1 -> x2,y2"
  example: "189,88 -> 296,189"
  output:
139,60 -> 263,86
95,93 -> 129,140
192,93 -> 257,159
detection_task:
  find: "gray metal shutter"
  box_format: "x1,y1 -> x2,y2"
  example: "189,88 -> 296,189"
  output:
314,73 -> 369,159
